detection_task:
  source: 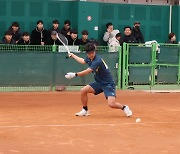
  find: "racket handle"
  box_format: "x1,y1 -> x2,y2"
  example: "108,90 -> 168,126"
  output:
66,55 -> 71,59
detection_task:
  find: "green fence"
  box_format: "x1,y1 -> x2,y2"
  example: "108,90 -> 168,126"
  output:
0,43 -> 179,92
122,43 -> 180,90
0,45 -> 121,92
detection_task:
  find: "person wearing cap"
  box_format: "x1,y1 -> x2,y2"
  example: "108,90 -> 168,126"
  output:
64,43 -> 132,117
8,22 -> 21,43
132,22 -> 144,43
103,22 -> 120,46
78,30 -> 90,46
2,31 -> 16,44
45,31 -> 63,45
66,29 -> 79,45
31,20 -> 49,45
17,32 -> 31,45
61,20 -> 71,36
48,20 -> 61,34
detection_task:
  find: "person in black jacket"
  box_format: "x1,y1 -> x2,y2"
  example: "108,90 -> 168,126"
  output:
122,26 -> 137,45
60,20 -> 71,36
45,31 -> 63,45
78,30 -> 89,46
31,20 -> 49,45
48,20 -> 61,34
2,31 -> 16,44
66,29 -> 79,45
17,32 -> 31,45
132,22 -> 144,43
8,22 -> 21,43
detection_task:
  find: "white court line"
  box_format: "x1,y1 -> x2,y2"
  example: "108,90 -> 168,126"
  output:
0,122 -> 180,128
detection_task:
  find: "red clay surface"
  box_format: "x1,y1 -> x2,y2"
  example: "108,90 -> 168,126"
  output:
0,90 -> 180,154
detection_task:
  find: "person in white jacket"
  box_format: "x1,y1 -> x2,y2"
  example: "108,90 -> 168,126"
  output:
103,22 -> 120,45
109,33 -> 121,47
108,33 -> 122,52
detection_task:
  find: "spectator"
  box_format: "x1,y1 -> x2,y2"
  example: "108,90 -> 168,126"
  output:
132,22 -> 144,43
45,31 -> 63,45
78,30 -> 89,45
61,20 -> 71,36
109,33 -> 122,47
48,20 -> 61,34
2,31 -> 16,44
66,29 -> 79,45
166,32 -> 177,44
122,26 -> 137,44
17,32 -> 31,45
31,20 -> 49,45
103,22 -> 120,45
8,22 -> 21,43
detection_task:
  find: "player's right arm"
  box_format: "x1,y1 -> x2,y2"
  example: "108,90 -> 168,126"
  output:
69,53 -> 86,64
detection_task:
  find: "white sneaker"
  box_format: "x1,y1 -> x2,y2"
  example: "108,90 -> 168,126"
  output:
75,109 -> 90,116
123,105 -> 132,117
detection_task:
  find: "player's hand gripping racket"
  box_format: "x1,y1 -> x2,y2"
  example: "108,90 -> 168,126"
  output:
56,33 -> 71,58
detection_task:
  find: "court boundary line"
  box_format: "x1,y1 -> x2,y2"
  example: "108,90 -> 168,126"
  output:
0,121 -> 180,128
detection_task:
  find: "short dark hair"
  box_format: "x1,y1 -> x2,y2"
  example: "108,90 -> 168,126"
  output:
70,29 -> 77,34
53,20 -> 59,24
82,30 -> 89,35
22,32 -> 30,36
134,21 -> 140,25
64,20 -> 71,25
124,26 -> 132,31
5,31 -> 12,36
84,43 -> 96,53
106,22 -> 113,28
37,20 -> 43,25
11,22 -> 19,27
168,32 -> 175,39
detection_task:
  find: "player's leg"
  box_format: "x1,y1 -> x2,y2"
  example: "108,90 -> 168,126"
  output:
80,85 -> 95,107
75,85 -> 95,116
107,96 -> 123,109
107,96 -> 132,117
103,84 -> 132,117
76,82 -> 103,116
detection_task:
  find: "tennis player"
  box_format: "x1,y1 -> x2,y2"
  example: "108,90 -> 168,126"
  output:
65,43 -> 132,117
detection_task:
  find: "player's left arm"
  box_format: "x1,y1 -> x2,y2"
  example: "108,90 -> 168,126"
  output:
76,68 -> 93,77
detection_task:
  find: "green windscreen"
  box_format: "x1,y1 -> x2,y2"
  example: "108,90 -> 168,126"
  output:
0,48 -> 119,88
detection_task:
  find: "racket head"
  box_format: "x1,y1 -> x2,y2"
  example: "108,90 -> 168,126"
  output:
57,33 -> 68,45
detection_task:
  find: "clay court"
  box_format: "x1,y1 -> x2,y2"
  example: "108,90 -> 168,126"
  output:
0,90 -> 179,154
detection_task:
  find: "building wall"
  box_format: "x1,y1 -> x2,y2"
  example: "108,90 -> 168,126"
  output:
0,0 -> 179,43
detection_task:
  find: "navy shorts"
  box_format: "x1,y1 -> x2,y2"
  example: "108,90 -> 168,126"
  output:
89,81 -> 116,99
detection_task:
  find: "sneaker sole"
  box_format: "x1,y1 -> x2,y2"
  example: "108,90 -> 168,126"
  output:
75,113 -> 90,116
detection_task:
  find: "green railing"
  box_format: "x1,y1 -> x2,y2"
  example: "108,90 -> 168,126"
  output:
0,44 -> 121,92
122,43 -> 180,90
0,43 -> 179,92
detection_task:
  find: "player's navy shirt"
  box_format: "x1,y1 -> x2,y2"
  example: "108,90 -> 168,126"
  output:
84,55 -> 115,85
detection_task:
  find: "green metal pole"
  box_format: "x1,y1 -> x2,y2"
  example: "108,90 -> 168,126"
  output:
178,46 -> 180,85
151,43 -> 156,87
122,43 -> 127,90
117,46 -> 122,89
126,44 -> 130,87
